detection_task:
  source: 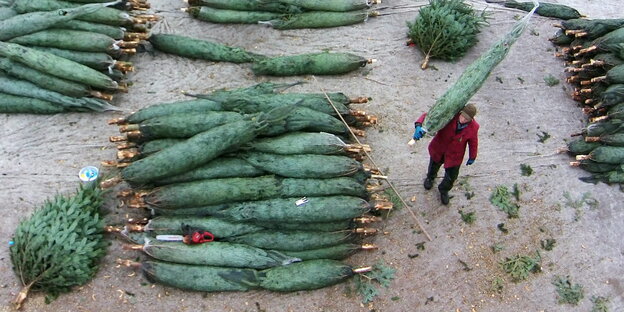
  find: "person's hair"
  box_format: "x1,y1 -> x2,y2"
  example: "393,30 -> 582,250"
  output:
461,104 -> 477,120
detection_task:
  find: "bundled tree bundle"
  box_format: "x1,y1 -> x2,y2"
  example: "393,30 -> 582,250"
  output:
552,18 -> 624,184
0,0 -> 157,114
183,0 -> 382,29
104,82 -> 390,294
251,52 -> 372,76
147,33 -> 373,77
119,259 -> 373,292
489,0 -> 582,20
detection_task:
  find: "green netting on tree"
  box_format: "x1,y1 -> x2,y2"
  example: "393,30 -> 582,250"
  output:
503,1 -> 582,20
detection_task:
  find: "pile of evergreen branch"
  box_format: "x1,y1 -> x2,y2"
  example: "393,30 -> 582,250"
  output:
490,185 -> 521,218
355,261 -> 396,303
552,275 -> 584,305
500,251 -> 541,282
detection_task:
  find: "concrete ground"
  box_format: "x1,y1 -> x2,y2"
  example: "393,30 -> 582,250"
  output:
1,0 -> 622,311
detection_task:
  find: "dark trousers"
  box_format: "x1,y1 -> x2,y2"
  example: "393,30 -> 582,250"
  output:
426,157 -> 460,193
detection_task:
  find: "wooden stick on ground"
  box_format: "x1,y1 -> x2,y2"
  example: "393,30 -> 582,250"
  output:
311,76 -> 432,241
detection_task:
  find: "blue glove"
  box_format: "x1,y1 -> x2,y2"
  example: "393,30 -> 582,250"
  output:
413,125 -> 425,140
466,158 -> 475,165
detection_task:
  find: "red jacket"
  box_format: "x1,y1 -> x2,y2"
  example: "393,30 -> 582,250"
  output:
416,112 -> 479,168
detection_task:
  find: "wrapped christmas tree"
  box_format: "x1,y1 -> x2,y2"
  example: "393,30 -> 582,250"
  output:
421,0 -> 538,134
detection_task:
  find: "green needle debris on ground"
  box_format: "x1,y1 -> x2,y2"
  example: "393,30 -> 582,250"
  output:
355,278 -> 378,304
383,188 -> 405,210
511,183 -> 521,201
544,74 -> 560,86
490,185 -> 520,218
537,131 -> 551,143
497,223 -> 509,233
458,177 -> 475,199
491,244 -> 505,253
415,242 -> 426,250
552,275 -> 584,305
490,276 -> 505,294
591,296 -> 610,312
540,238 -> 557,251
520,163 -> 533,176
500,251 -> 541,282
355,261 -> 396,303
563,191 -> 599,221
458,210 -> 476,224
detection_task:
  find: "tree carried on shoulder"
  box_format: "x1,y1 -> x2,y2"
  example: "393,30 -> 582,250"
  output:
410,104 -> 479,205
407,0 -> 538,204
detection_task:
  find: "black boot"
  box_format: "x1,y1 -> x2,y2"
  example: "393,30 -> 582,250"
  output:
440,191 -> 450,205
438,166 -> 460,205
424,177 -> 433,190
424,158 -> 442,191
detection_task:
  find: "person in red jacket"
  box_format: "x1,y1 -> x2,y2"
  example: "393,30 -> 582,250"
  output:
412,104 -> 479,205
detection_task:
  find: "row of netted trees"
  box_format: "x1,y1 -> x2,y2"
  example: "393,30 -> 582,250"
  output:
553,19 -> 624,185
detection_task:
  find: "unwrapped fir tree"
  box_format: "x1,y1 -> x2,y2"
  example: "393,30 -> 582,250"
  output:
10,181 -> 107,309
407,0 -> 488,69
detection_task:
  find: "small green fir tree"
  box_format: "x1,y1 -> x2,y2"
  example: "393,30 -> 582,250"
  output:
407,0 -> 488,68
10,181 -> 107,309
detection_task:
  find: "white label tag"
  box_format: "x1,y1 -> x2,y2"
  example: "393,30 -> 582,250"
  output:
155,235 -> 184,241
295,197 -> 309,206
